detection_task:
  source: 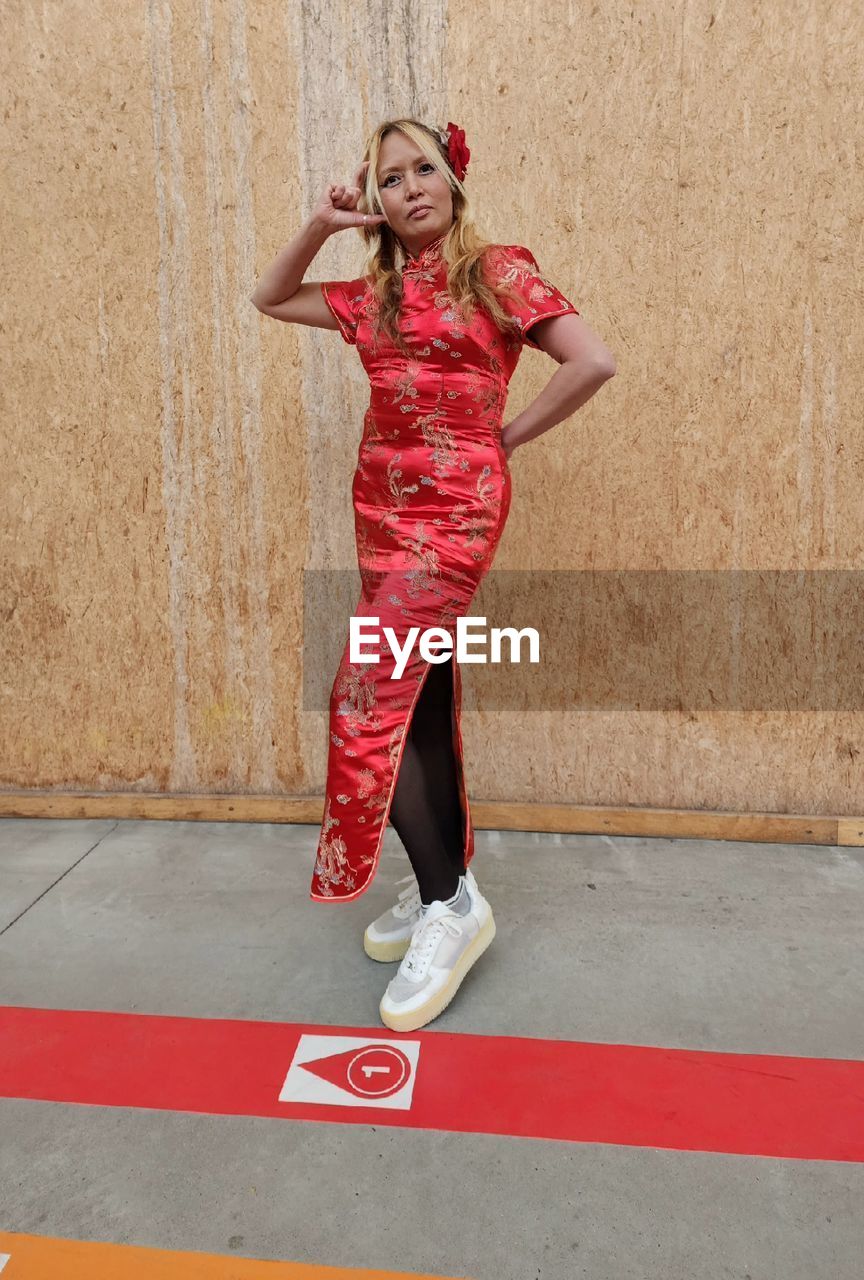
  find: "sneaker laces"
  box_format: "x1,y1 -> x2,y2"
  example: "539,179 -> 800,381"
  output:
400,907 -> 463,982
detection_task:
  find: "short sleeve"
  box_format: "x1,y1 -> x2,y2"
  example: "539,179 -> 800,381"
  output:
320,277 -> 369,345
488,244 -> 580,349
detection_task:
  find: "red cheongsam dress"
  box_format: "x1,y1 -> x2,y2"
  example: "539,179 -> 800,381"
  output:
311,234 -> 580,901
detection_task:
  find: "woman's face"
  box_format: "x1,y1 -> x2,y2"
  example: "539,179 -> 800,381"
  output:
375,132 -> 454,255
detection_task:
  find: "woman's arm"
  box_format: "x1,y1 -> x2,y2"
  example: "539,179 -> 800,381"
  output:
250,161 -> 387,329
249,215 -> 338,329
501,312 -> 616,456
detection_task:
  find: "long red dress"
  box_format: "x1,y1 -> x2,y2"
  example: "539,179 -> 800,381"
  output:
311,235 -> 580,902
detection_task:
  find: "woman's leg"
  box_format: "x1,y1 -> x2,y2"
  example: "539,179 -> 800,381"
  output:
388,653 -> 467,905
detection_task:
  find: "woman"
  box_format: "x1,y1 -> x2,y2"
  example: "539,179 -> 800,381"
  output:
251,117 -> 615,1032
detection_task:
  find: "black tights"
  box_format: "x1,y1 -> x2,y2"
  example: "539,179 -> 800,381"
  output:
388,654 -> 466,906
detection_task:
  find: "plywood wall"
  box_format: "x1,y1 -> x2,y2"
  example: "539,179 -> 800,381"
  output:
2,0 -> 862,815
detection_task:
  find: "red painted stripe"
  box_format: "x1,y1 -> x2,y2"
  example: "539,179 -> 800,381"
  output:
1,1005 -> 862,1162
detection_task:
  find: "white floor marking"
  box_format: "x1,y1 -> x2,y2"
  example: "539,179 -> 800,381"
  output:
279,1034 -> 421,1109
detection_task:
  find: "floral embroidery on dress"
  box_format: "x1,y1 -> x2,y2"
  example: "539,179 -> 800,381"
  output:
402,521 -> 442,598
334,664 -> 382,736
313,796 -> 354,894
382,453 -> 420,523
391,358 -> 428,406
419,413 -> 460,478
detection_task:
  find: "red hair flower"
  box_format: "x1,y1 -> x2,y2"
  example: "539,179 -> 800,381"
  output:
444,121 -> 470,182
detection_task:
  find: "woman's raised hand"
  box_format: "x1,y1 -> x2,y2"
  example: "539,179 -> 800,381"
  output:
312,160 -> 389,234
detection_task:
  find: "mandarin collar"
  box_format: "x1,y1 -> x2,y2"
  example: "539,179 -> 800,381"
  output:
402,230 -> 448,272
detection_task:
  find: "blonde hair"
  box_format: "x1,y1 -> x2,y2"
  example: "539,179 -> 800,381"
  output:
352,117 -> 523,355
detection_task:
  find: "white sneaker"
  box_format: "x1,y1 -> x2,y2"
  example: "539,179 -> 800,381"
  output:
379,868 -> 495,1032
363,874 -> 424,962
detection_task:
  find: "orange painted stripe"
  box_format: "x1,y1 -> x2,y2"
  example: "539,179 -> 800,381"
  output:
0,1232 -> 461,1279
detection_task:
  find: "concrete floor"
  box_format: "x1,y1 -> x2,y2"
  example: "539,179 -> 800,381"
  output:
1,816 -> 862,1278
